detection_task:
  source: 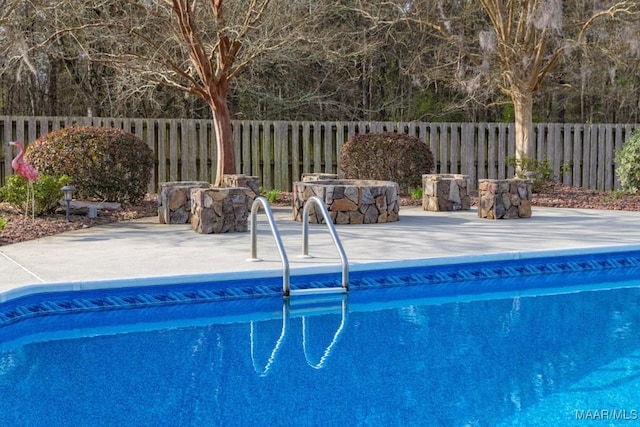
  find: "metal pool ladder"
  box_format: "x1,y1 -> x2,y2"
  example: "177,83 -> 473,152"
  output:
248,196 -> 349,298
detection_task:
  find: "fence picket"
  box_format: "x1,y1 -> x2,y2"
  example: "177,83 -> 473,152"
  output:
157,120 -> 167,184
438,124 -> 448,174
593,125 -> 600,189
259,121 -> 270,189
573,124 -> 583,187
197,120 -> 209,182
15,117 -> 25,150
477,123 -> 487,182
562,124 -> 572,185
497,123 -> 507,179
460,123 -> 475,188
2,117 -> 13,182
550,124 -> 561,180
145,119 -> 157,193
604,125 -> 614,191
274,121 -> 287,190
336,122 -> 346,176
312,121 -> 321,173
291,121 -> 301,182
451,124 -> 460,174
302,122 -> 311,175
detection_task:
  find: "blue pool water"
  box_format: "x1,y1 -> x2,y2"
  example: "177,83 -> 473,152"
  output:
1,250 -> 640,426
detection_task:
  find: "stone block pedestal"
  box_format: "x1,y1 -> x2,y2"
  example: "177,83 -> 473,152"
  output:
190,187 -> 251,233
478,179 -> 532,219
292,179 -> 399,224
422,174 -> 471,211
158,181 -> 210,224
222,174 -> 260,201
301,173 -> 339,182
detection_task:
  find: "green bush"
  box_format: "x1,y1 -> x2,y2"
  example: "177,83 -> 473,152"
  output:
263,189 -> 279,203
0,174 -> 71,216
615,129 -> 640,194
506,156 -> 554,192
339,132 -> 435,194
25,126 -> 153,203
410,187 -> 423,200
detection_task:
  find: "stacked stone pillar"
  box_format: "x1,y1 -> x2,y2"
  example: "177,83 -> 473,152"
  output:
293,179 -> 400,224
222,174 -> 260,201
301,173 -> 339,182
158,181 -> 210,224
422,174 -> 471,211
158,174 -> 259,233
478,179 -> 532,219
190,187 -> 252,234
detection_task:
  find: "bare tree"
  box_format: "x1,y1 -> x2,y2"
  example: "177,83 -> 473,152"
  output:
479,0 -> 640,159
164,1 -> 268,184
404,0 -> 640,159
50,0 -> 280,185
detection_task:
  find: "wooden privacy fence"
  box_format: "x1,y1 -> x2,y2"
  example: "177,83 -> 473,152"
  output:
0,116 -> 637,192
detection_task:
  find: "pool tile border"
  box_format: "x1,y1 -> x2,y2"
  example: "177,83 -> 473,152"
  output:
3,248 -> 640,328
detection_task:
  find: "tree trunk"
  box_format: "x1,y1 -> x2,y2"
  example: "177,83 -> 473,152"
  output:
512,90 -> 534,161
209,89 -> 236,187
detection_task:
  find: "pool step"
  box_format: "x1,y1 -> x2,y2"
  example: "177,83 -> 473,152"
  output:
287,291 -> 347,317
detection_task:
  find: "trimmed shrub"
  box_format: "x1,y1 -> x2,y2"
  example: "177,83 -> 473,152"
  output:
0,174 -> 71,216
615,129 -> 640,194
339,132 -> 435,193
25,126 -> 153,203
506,156 -> 554,193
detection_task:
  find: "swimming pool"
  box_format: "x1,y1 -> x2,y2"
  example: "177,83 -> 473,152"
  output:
1,249 -> 640,426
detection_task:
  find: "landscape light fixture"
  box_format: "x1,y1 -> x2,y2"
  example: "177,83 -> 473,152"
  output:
61,185 -> 75,221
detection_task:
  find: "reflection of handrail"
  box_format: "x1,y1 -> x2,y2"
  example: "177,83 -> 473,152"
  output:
301,295 -> 348,369
250,302 -> 289,377
247,197 -> 290,295
296,196 -> 349,295
250,295 -> 348,376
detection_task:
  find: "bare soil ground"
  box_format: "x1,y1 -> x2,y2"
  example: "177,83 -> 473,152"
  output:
2,182 -> 640,247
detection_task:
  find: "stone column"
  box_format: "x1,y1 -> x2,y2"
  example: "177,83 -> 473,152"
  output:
158,181 -> 210,224
222,174 -> 260,201
292,179 -> 399,224
190,187 -> 252,233
301,173 -> 339,182
478,179 -> 532,219
422,174 -> 471,211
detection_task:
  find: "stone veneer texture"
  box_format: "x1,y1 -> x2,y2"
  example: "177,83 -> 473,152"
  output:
293,179 -> 400,224
190,187 -> 251,233
158,181 -> 210,224
222,174 -> 260,201
422,174 -> 471,211
478,179 -> 532,219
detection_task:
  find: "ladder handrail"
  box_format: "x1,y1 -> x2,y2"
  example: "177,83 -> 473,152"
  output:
248,197 -> 290,295
300,196 -> 349,291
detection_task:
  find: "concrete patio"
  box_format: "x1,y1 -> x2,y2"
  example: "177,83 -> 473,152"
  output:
2,205 -> 640,299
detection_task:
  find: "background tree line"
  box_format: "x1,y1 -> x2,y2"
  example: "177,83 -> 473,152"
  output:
1,0 -> 639,126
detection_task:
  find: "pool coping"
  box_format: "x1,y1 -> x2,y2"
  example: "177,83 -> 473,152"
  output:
4,242 -> 640,304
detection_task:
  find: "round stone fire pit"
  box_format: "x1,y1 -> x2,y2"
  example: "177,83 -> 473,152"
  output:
293,179 -> 399,224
